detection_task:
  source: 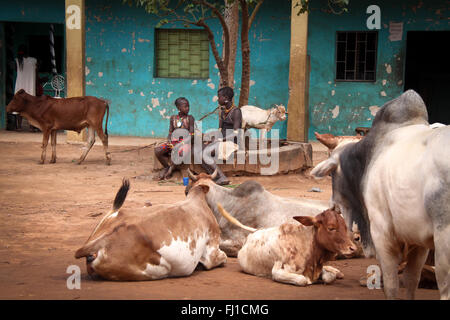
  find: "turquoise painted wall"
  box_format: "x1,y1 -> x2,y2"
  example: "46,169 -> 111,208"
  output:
85,0 -> 291,138
307,0 -> 449,139
0,23 -> 5,129
0,0 -> 64,23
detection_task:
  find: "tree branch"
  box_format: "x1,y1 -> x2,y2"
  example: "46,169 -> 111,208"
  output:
249,0 -> 264,30
196,19 -> 227,84
193,0 -> 230,70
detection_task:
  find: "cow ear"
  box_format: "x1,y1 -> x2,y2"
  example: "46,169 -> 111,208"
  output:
293,216 -> 317,227
199,184 -> 210,194
310,158 -> 338,178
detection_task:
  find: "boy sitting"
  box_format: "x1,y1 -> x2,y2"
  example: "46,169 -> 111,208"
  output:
154,97 -> 195,180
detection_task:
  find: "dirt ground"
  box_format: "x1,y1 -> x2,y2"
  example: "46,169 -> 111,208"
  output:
0,130 -> 439,300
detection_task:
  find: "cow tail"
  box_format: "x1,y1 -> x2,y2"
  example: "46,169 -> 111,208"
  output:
75,179 -> 130,259
112,178 -> 130,212
105,102 -> 109,136
217,203 -> 257,232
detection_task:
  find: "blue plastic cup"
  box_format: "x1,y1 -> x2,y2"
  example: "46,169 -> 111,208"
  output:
183,177 -> 189,186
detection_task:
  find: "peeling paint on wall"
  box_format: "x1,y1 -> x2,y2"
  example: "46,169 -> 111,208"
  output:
331,105 -> 339,118
206,79 -> 215,90
369,106 -> 380,116
151,97 -> 160,109
385,63 -> 392,74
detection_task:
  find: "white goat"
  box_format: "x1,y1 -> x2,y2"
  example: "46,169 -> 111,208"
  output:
241,104 -> 287,130
241,104 -> 287,140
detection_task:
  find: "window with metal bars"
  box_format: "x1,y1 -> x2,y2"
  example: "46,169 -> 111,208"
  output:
335,31 -> 378,81
155,29 -> 210,79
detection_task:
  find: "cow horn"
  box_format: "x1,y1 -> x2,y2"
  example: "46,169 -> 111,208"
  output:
187,168 -> 198,181
210,168 -> 218,180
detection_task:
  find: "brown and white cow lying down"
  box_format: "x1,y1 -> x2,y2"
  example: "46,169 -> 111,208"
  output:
6,89 -> 111,165
75,178 -> 227,281
217,204 -> 357,286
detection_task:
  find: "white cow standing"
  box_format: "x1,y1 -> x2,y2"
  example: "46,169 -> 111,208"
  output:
311,90 -> 450,300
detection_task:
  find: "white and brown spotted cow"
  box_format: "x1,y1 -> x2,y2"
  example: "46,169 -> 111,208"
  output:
75,178 -> 226,281
217,204 -> 357,286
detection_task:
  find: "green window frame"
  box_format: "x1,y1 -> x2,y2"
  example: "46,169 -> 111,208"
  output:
155,29 -> 210,79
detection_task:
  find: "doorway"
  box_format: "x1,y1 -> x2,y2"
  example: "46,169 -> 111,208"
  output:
404,31 -> 450,125
2,21 -> 65,130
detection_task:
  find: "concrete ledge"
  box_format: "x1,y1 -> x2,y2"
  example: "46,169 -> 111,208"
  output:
153,141 -> 313,177
66,130 -> 87,144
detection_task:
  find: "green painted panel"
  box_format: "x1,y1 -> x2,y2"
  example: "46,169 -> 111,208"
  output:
155,29 -> 209,79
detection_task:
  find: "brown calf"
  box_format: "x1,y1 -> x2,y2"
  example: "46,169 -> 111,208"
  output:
218,204 -> 357,286
6,89 -> 111,164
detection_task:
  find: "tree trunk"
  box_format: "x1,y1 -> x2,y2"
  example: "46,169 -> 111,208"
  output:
223,0 -> 239,90
238,0 -> 250,107
196,19 -> 229,88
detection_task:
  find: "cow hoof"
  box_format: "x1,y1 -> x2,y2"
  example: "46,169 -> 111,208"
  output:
38,161 -> 45,165
50,159 -> 56,164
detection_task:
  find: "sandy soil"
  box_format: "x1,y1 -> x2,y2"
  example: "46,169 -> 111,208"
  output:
0,131 -> 439,300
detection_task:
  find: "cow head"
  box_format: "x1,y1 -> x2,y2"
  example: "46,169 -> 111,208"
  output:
6,89 -> 28,113
270,104 -> 287,122
315,132 -> 364,153
293,208 -> 357,257
184,168 -> 218,196
315,132 -> 339,150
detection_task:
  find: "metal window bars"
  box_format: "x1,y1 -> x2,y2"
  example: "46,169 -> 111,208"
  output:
335,31 -> 378,82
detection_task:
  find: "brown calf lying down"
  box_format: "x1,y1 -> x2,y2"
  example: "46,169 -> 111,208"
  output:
6,89 -> 111,165
218,204 -> 357,286
75,178 -> 227,281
